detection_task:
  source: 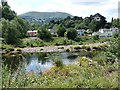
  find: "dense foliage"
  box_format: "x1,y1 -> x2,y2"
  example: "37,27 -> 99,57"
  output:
38,28 -> 52,40
65,28 -> 77,40
2,1 -> 16,21
48,13 -> 107,32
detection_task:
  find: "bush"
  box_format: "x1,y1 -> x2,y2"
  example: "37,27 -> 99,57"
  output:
81,45 -> 86,49
66,48 -> 70,52
79,41 -> 83,45
78,57 -> 92,67
21,38 -> 45,47
39,52 -> 47,57
53,58 -> 63,68
74,46 -> 81,50
92,46 -> 101,50
93,35 -> 99,40
86,46 -> 91,51
93,52 -> 107,65
98,44 -> 109,50
16,48 -> 22,52
8,48 -> 14,51
58,47 -> 64,49
113,33 -> 119,38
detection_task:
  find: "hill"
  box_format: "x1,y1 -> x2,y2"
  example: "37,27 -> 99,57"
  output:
19,11 -> 73,24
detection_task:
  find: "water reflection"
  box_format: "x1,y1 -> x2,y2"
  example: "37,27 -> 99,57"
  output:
2,53 -> 24,73
3,51 -> 93,73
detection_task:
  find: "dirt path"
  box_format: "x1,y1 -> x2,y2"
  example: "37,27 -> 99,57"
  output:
20,42 -> 107,53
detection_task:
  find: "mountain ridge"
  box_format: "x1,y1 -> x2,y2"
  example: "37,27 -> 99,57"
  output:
19,11 -> 73,24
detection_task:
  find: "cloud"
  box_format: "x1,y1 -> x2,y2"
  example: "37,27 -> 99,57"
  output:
7,0 -> 119,21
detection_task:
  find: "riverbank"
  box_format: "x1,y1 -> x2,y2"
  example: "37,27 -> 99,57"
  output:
19,42 -> 108,53
1,42 -> 108,54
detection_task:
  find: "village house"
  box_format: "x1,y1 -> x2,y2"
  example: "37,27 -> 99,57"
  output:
48,29 -> 57,35
93,13 -> 101,21
76,29 -> 86,36
92,27 -> 119,37
27,30 -> 38,37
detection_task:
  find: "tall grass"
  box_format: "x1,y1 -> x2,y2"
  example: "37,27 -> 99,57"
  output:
2,56 -> 118,88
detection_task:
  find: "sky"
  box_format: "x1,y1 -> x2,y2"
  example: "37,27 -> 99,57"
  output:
3,0 -> 120,22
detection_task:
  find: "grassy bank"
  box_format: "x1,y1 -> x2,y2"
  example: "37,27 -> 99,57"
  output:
2,55 -> 118,88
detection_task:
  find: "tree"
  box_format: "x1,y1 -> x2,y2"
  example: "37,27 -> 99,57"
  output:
14,17 -> 31,38
57,25 -> 66,37
104,23 -> 111,29
72,16 -> 83,21
65,20 -> 75,28
2,1 -> 16,20
66,28 -> 77,40
1,18 -> 9,38
89,20 -> 97,32
83,17 -> 91,26
38,28 -> 52,40
5,20 -> 20,45
112,18 -> 120,28
90,13 -> 107,31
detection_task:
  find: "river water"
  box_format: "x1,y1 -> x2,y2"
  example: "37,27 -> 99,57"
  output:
3,51 -> 93,73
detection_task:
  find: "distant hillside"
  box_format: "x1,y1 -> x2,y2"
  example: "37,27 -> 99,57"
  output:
19,11 -> 73,24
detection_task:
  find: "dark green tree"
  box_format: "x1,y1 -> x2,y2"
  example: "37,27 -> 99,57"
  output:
66,28 -> 77,40
38,28 -> 52,40
2,1 -> 16,20
5,20 -> 20,45
89,20 -> 97,32
14,17 -> 31,38
57,25 -> 66,37
1,18 -> 9,38
90,13 -> 107,31
112,18 -> 120,28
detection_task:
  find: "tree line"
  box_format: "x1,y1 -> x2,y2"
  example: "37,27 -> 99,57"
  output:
0,2 -> 120,46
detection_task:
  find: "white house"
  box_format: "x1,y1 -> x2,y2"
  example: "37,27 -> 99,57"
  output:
110,27 -> 119,33
99,29 -> 112,37
76,29 -> 85,36
27,30 -> 38,37
94,27 -> 119,37
48,29 -> 57,35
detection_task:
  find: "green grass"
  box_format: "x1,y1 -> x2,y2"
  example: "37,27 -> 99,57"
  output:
20,38 -> 45,47
2,55 -> 118,88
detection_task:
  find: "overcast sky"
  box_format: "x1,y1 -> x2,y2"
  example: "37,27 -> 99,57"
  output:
5,0 -> 120,21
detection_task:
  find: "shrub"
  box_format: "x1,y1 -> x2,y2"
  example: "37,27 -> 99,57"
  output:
78,57 -> 92,67
16,48 -> 22,52
66,48 -> 70,52
58,47 -> 64,49
93,52 -> 107,65
39,52 -> 47,57
74,46 -> 81,50
93,35 -> 99,40
79,41 -> 83,45
21,38 -> 45,47
92,46 -> 101,50
86,46 -> 91,51
8,48 -> 14,51
98,44 -> 109,50
5,47 -> 14,52
40,48 -> 44,51
53,58 -> 63,68
54,60 -> 63,67
113,33 -> 119,38
81,45 -> 86,49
